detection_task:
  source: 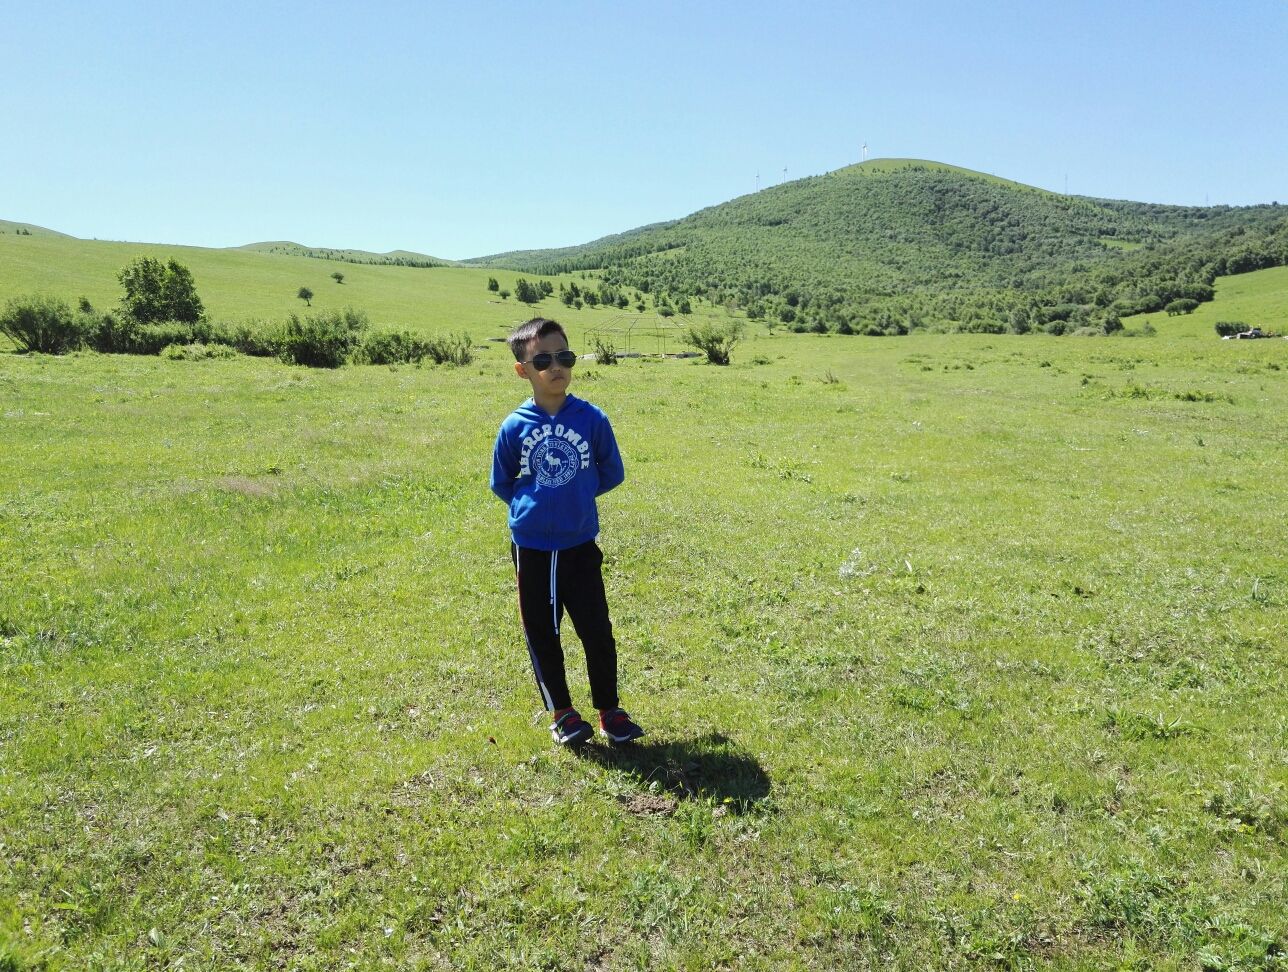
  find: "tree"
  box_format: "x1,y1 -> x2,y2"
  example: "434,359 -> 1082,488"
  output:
499,290 -> 511,300
514,279 -> 542,305
298,287 -> 314,307
331,272 -> 345,284
487,277 -> 499,293
117,257 -> 205,323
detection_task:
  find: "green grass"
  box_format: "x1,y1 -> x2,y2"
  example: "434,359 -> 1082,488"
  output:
1125,264 -> 1288,339
2,326 -> 1286,969
0,232 -> 733,355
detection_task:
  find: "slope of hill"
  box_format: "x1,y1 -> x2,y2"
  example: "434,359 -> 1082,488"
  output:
466,159 -> 1288,334
237,241 -> 453,268
0,219 -> 73,238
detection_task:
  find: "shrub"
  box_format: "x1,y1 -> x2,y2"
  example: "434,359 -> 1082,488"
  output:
359,329 -> 431,365
1215,321 -> 1248,337
129,320 -> 222,355
424,332 -> 474,366
0,295 -> 92,353
277,308 -> 369,367
86,310 -> 141,353
160,342 -> 238,361
1165,298 -> 1199,316
593,337 -> 618,365
681,321 -> 745,365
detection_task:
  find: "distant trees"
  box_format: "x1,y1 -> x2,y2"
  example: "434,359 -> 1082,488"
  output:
487,277 -> 499,292
298,287 -> 314,307
118,256 -> 205,324
331,272 -> 345,284
514,279 -> 543,304
1165,298 -> 1198,316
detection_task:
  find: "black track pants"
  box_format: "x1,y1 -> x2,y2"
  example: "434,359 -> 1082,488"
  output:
512,540 -> 619,712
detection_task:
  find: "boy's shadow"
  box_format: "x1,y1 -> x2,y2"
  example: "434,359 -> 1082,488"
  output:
574,732 -> 771,814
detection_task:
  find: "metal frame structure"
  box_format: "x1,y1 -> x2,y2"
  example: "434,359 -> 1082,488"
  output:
584,313 -> 691,358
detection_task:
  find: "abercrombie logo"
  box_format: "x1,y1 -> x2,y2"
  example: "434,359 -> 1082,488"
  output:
520,423 -> 592,487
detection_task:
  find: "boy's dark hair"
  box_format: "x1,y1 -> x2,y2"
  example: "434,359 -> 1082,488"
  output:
507,317 -> 567,361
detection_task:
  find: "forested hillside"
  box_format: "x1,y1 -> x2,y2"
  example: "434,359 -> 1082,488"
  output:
466,160 -> 1288,335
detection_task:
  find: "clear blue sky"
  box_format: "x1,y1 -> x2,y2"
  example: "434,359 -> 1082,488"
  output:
4,0 -> 1286,259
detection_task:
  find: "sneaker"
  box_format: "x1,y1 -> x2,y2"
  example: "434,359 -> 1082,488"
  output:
550,709 -> 594,747
599,708 -> 645,745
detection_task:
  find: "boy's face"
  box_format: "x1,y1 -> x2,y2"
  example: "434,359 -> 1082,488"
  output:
515,330 -> 573,397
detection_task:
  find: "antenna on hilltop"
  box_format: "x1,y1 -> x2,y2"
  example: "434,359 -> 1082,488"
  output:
862,141 -> 869,162
782,166 -> 788,184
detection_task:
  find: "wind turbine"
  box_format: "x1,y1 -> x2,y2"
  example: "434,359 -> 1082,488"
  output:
862,141 -> 869,162
782,166 -> 788,184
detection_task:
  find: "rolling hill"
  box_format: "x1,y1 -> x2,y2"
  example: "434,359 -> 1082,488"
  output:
5,159 -> 1288,338
464,159 -> 1288,334
237,241 -> 453,268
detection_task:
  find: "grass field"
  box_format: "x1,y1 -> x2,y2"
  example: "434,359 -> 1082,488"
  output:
0,232 -> 728,354
1124,265 -> 1288,340
3,309 -> 1286,968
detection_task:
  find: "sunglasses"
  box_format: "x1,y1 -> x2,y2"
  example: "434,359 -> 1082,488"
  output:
523,349 -> 578,371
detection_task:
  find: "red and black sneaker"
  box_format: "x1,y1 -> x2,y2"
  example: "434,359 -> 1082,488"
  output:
550,709 -> 594,747
599,708 -> 645,745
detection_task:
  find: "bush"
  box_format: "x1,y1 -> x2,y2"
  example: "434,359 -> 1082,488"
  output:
359,329 -> 431,365
681,321 -> 745,365
1215,321 -> 1248,337
213,319 -> 281,358
0,295 -> 96,353
86,310 -> 141,353
424,332 -> 474,366
276,308 -> 369,367
160,342 -> 238,361
1165,298 -> 1199,316
593,337 -> 618,365
126,320 -> 219,355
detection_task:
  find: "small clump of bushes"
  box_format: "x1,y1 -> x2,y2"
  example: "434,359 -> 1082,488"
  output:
0,295 -> 474,369
681,321 -> 745,365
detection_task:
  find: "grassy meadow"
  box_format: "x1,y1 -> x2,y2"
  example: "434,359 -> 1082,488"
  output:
0,232 -> 726,353
2,237 -> 1287,969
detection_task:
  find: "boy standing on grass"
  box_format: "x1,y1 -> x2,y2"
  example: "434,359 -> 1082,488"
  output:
490,317 -> 645,747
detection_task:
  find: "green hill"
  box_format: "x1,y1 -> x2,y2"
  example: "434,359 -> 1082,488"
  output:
465,159 -> 1288,334
0,232 -> 736,352
0,219 -> 72,239
6,158 -> 1288,339
237,241 -> 454,268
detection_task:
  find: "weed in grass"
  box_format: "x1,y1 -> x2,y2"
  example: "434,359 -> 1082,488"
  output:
1104,708 -> 1198,740
1203,781 -> 1285,837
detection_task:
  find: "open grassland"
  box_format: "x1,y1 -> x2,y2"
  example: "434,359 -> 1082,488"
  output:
1126,265 -> 1288,340
2,327 -> 1286,970
0,233 -> 726,352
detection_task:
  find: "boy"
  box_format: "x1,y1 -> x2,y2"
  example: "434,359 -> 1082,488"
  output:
490,318 -> 645,747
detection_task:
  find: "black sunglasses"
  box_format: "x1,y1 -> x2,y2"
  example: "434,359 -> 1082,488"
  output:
523,349 -> 578,371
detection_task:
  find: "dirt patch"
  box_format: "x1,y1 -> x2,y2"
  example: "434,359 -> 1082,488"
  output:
619,793 -> 678,817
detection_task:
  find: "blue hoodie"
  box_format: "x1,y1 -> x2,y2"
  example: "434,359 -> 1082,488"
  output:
490,395 -> 625,551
